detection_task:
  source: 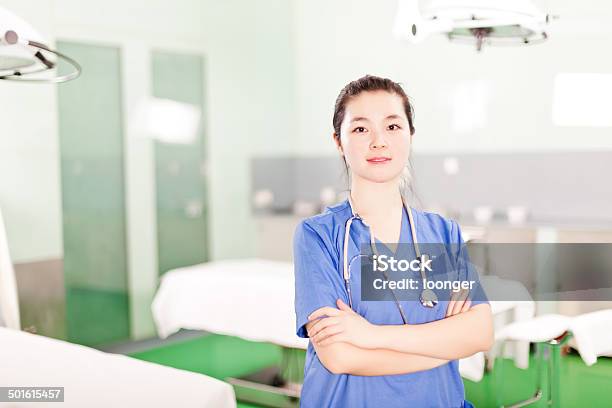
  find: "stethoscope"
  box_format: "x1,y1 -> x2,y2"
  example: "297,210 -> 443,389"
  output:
343,194 -> 439,325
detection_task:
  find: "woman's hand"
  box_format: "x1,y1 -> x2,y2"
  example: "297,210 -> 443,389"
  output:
307,299 -> 380,349
445,288 -> 471,317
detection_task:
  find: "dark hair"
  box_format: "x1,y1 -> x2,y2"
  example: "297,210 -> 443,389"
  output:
332,74 -> 416,139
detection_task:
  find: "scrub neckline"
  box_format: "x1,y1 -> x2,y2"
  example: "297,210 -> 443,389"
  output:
373,204 -> 410,256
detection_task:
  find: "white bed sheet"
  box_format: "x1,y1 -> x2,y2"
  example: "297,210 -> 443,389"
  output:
0,327 -> 236,408
152,258 -> 308,349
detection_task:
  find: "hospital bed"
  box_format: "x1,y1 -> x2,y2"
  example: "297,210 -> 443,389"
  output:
0,326 -> 236,408
152,258 -> 535,407
153,259 -> 306,407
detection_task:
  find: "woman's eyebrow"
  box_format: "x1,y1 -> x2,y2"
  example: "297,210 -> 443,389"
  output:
349,116 -> 369,123
349,114 -> 404,124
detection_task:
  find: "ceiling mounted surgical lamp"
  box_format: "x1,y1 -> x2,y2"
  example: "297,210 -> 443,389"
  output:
0,6 -> 80,83
394,0 -> 557,52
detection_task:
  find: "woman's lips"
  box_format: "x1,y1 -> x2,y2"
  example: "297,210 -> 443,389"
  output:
367,157 -> 391,164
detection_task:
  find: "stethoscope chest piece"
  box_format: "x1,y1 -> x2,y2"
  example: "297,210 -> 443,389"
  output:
418,253 -> 438,308
420,288 -> 438,308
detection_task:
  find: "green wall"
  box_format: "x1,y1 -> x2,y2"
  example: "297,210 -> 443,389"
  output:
57,41 -> 130,346
151,51 -> 209,276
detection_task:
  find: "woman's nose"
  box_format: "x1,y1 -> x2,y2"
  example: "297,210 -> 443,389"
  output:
370,130 -> 387,149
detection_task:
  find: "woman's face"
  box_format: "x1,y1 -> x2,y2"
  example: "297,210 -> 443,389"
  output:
336,90 -> 412,184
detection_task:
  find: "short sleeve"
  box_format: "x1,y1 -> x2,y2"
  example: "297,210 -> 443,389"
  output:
293,220 -> 348,338
451,220 -> 489,307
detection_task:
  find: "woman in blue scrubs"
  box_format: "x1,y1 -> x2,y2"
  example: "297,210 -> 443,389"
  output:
293,75 -> 494,407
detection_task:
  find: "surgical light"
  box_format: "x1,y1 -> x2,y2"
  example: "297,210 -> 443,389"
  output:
0,6 -> 80,82
394,0 -> 556,51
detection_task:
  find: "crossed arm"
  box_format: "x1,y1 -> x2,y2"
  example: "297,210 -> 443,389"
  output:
305,294 -> 493,376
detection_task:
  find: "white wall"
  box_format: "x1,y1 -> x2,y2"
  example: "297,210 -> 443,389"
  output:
293,0 -> 612,156
0,1 -> 62,264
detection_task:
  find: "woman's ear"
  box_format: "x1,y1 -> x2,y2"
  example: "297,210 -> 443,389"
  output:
333,132 -> 344,156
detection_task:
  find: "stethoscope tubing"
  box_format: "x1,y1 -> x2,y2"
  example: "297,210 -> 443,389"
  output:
342,194 -> 436,323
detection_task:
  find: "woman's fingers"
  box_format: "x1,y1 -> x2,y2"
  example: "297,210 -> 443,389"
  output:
305,319 -> 322,336
451,292 -> 465,315
305,319 -> 318,333
447,289 -> 470,316
457,288 -> 470,312
446,290 -> 460,317
460,299 -> 472,314
308,306 -> 341,321
336,298 -> 355,314
317,330 -> 344,347
446,300 -> 455,317
312,323 -> 343,345
307,316 -> 338,338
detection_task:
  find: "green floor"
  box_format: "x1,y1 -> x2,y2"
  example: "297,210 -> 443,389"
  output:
130,334 -> 612,407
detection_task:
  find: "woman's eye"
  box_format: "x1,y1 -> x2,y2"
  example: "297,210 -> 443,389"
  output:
388,124 -> 401,130
353,127 -> 366,133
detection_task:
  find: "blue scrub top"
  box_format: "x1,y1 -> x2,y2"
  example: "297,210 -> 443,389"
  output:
293,199 -> 487,408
